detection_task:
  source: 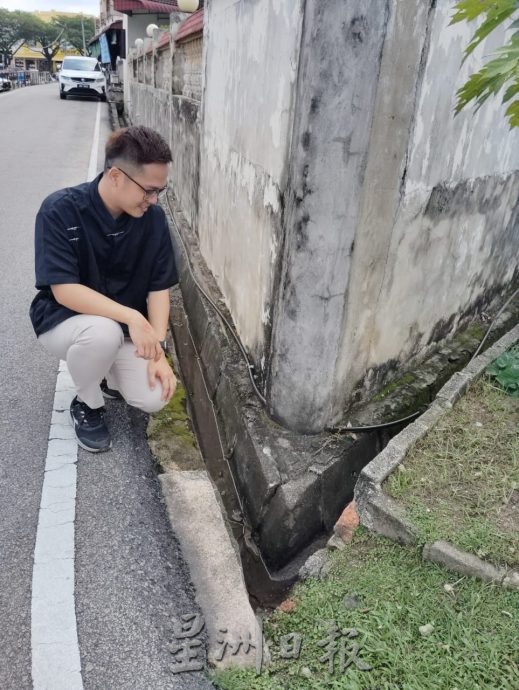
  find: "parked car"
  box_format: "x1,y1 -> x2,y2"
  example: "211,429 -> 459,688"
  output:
58,56 -> 106,101
0,77 -> 12,92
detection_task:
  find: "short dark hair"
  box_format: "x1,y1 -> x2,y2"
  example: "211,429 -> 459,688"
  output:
104,126 -> 172,171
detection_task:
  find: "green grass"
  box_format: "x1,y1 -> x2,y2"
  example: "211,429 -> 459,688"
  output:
209,528 -> 519,690
148,377 -> 195,447
385,377 -> 519,568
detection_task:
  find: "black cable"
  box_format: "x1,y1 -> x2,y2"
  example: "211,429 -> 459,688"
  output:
325,408 -> 424,434
164,194 -> 516,434
164,195 -> 267,405
469,287 -> 519,362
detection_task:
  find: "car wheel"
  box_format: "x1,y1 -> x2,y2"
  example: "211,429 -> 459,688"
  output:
60,92 -> 66,99
100,94 -> 107,102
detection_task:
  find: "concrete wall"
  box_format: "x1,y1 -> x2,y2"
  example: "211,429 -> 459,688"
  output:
268,0 -> 519,430
127,0 -> 519,434
268,0 -> 391,430
335,0 -> 519,412
127,16 -> 202,231
197,0 -> 305,364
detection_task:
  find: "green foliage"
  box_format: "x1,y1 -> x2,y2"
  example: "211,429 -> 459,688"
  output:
0,9 -> 95,69
385,376 -> 519,569
52,15 -> 95,56
0,9 -> 43,64
452,0 -> 519,127
28,18 -> 65,70
486,345 -> 519,397
210,530 -> 519,689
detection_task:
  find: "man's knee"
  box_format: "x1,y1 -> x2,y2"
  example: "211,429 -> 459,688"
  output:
128,387 -> 167,414
77,317 -> 124,351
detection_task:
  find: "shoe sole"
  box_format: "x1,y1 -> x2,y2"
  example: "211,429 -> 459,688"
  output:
69,409 -> 113,453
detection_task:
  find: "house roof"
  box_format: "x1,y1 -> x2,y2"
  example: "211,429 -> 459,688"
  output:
114,0 -> 179,14
88,20 -> 123,46
157,30 -> 171,49
175,7 -> 203,42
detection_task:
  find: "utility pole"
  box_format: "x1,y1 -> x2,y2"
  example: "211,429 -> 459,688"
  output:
81,16 -> 86,55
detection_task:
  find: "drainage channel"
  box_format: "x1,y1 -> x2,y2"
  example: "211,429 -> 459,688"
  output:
166,281 -> 519,612
166,290 -> 332,611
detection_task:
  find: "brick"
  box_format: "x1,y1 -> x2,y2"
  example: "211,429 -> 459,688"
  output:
277,598 -> 297,613
334,499 -> 360,543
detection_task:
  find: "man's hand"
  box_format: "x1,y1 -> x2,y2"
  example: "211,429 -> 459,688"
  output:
147,354 -> 177,402
128,312 -> 162,361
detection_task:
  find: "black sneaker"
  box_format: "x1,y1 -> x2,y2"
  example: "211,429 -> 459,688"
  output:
70,396 -> 112,453
100,378 -> 123,400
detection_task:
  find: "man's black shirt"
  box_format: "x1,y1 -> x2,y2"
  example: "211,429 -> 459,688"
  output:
29,173 -> 178,337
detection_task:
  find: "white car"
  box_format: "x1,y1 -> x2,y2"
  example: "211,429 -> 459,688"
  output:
59,56 -> 106,101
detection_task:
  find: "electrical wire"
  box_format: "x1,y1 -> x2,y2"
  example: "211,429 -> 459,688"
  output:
469,286 -> 519,362
164,194 -> 517,434
164,196 -> 267,405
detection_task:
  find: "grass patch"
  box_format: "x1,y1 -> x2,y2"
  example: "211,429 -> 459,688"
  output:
148,382 -> 195,447
209,528 -> 519,690
147,373 -> 204,472
385,377 -> 519,568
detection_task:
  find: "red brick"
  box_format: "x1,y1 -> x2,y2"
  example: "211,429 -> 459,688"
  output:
334,499 -> 359,543
277,598 -> 297,613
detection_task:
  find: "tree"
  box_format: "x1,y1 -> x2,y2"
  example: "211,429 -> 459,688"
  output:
29,17 -> 65,73
0,9 -> 42,66
452,0 -> 519,128
52,15 -> 95,56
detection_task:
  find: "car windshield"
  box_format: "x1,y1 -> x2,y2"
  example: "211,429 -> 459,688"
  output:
62,59 -> 100,72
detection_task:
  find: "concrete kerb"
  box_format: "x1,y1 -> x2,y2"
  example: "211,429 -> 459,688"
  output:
355,322 -> 519,588
159,471 -> 264,668
423,541 -> 519,591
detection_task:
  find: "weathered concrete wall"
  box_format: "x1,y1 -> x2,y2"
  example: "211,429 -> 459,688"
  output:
268,0 -> 391,430
128,0 -> 519,435
197,0 -> 304,364
127,18 -> 202,231
129,80 -> 171,148
335,0 -> 519,411
173,35 -> 203,100
171,35 -> 203,230
171,96 -> 201,230
267,0 -> 519,431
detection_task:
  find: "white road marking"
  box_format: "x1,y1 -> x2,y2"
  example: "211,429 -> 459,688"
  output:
31,365 -> 82,690
87,100 -> 101,181
31,102 -> 102,689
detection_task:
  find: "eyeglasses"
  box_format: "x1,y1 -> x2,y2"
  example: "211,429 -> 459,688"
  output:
116,167 -> 167,200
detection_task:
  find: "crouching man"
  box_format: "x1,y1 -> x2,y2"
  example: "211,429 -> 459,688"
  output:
29,126 -> 178,452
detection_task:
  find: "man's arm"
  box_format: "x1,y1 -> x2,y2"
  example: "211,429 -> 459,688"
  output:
146,289 -> 176,402
146,289 -> 170,342
51,284 -> 162,361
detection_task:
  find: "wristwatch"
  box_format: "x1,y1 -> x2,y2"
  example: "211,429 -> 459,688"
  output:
159,340 -> 169,354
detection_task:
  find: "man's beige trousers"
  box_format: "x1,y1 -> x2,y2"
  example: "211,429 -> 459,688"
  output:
38,314 -> 167,413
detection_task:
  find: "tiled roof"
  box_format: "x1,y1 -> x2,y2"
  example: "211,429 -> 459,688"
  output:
88,20 -> 123,46
114,1 -> 179,14
157,31 -> 171,49
175,7 -> 203,42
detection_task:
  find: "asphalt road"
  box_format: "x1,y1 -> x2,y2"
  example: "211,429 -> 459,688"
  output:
0,83 -> 215,690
